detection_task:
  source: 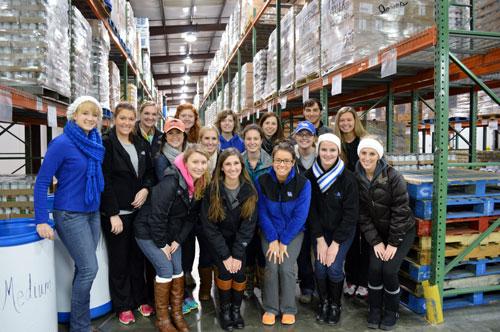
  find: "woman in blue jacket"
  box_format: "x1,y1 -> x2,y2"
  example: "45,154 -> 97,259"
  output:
34,96 -> 105,332
255,140 -> 312,326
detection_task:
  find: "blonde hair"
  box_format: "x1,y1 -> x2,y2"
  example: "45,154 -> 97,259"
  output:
198,126 -> 220,143
139,101 -> 158,114
334,106 -> 367,141
183,144 -> 210,200
208,148 -> 257,222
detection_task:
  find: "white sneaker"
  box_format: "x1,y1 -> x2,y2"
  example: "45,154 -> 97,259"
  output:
344,282 -> 357,296
355,286 -> 368,299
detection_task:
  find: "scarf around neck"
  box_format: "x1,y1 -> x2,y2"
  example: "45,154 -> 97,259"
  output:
162,142 -> 181,165
64,120 -> 105,205
174,154 -> 195,198
312,157 -> 345,193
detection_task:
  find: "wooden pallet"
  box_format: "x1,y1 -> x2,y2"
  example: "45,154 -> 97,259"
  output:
295,72 -> 320,88
416,231 -> 500,250
0,213 -> 34,220
416,216 -> 500,237
14,85 -> 70,104
263,92 -> 278,102
407,242 -> 500,265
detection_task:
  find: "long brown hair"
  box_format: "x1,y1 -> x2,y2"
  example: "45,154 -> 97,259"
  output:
208,148 -> 257,222
175,103 -> 201,144
334,106 -> 367,141
259,112 -> 284,143
114,102 -> 136,143
215,110 -> 240,135
183,144 -> 210,200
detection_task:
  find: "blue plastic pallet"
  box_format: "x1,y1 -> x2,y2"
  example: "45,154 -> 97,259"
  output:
401,288 -> 500,314
411,197 -> 494,219
407,179 -> 500,200
493,197 -> 500,215
401,257 -> 500,283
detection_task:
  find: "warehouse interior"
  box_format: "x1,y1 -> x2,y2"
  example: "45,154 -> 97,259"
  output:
0,0 -> 499,331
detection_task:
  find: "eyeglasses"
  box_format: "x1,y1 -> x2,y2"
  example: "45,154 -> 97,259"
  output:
273,159 -> 293,166
295,132 -> 313,138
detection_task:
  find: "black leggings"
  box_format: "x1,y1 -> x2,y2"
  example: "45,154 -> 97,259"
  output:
345,225 -> 370,287
245,231 -> 266,268
368,227 -> 415,292
215,253 -> 246,283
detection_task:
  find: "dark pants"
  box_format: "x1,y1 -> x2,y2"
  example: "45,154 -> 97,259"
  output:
214,254 -> 246,283
368,227 -> 415,292
245,231 -> 266,268
102,212 -> 148,312
197,224 -> 214,269
313,230 -> 355,282
297,228 -> 315,294
182,229 -> 196,274
345,225 -> 370,287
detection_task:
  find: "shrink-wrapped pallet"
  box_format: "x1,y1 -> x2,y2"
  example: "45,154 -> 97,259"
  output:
231,75 -> 239,112
110,0 -> 127,41
476,0 -> 500,32
240,0 -> 264,35
89,20 -> 111,110
224,83 -> 231,110
136,17 -> 150,50
320,0 -> 434,75
71,7 -> 93,99
108,61 -> 121,110
264,29 -> 277,99
142,49 -> 152,89
253,49 -> 267,103
125,2 -> 136,61
452,89 -> 500,118
123,83 -> 137,108
295,0 -> 320,81
0,0 -> 70,97
280,9 -> 296,92
240,63 -> 254,110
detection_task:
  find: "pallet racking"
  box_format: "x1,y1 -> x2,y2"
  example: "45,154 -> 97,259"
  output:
198,0 -> 500,322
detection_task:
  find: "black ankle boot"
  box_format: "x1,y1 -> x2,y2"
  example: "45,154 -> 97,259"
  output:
220,303 -> 234,331
380,289 -> 400,331
327,280 -> 343,325
367,286 -> 383,329
231,305 -> 244,329
315,278 -> 329,323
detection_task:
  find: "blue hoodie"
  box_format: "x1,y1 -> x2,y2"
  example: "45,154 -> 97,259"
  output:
254,167 -> 311,245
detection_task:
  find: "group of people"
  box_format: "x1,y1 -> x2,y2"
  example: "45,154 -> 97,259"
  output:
33,96 -> 415,332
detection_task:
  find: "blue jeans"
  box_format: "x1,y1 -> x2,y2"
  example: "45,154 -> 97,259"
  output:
313,230 -> 355,282
136,238 -> 183,279
54,210 -> 100,332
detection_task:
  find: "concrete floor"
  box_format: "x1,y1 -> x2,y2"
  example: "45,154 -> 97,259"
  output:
58,284 -> 500,332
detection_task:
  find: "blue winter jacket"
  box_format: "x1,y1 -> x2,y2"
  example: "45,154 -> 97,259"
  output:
255,167 -> 312,245
220,134 -> 245,153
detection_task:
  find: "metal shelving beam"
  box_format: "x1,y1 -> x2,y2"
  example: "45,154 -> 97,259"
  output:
411,91 -> 419,153
386,85 -> 394,153
469,88 -> 478,163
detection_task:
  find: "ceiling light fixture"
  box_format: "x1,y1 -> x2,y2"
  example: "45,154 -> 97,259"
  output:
182,74 -> 190,81
183,55 -> 193,65
180,93 -> 188,99
181,86 -> 188,92
180,99 -> 186,104
184,32 -> 197,43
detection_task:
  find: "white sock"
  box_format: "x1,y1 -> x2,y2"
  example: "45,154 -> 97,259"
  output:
155,275 -> 171,283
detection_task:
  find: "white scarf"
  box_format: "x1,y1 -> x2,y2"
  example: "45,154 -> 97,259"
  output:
312,158 -> 345,193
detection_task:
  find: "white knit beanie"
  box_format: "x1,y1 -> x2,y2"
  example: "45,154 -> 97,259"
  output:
67,96 -> 102,121
357,137 -> 384,159
316,133 -> 342,154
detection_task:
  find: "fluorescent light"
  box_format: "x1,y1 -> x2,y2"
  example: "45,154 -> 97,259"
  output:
182,75 -> 190,81
181,99 -> 186,104
185,32 -> 197,43
182,7 -> 189,13
181,86 -> 188,92
180,93 -> 188,99
182,56 -> 193,65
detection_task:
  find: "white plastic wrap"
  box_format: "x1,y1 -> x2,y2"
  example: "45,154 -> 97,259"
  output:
71,6 -> 92,99
205,102 -> 217,126
125,2 -> 137,62
240,63 -> 254,110
108,61 -> 121,110
452,89 -> 500,118
231,75 -> 238,112
135,17 -> 150,50
0,0 -> 70,97
142,49 -> 151,90
224,83 -> 231,110
476,0 -> 499,32
89,19 -> 111,110
280,9 -> 297,92
123,83 -> 137,108
295,0 -> 320,81
110,0 -> 126,41
240,0 -> 264,36
253,49 -> 267,103
264,29 -> 277,99
320,0 -> 434,75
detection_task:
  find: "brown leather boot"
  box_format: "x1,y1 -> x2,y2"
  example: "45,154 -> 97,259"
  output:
154,280 -> 178,332
198,267 -> 213,301
171,276 -> 189,332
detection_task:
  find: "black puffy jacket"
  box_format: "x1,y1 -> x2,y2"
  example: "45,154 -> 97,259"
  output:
134,166 -> 201,248
201,181 -> 257,261
305,164 -> 359,244
355,160 -> 415,247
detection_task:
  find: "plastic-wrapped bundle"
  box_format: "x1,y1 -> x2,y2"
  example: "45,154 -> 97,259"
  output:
240,63 -> 254,110
205,102 -> 217,126
123,83 -> 137,108
108,61 -> 121,110
135,17 -> 150,50
217,92 -> 223,113
280,9 -> 296,92
228,12 -> 240,53
476,0 -> 500,32
110,0 -> 126,41
449,0 -> 469,30
264,29 -> 277,99
0,0 -> 70,97
224,83 -> 231,110
253,49 -> 267,103
231,75 -> 238,112
240,0 -> 264,35
125,2 -> 136,61
203,77 -> 209,98
142,49 -> 151,89
295,0 -> 320,81
451,89 -> 500,117
71,7 -> 92,99
321,0 -> 434,75
89,20 -> 111,110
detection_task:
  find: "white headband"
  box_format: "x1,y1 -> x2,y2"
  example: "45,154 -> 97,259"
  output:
67,96 -> 103,121
357,137 -> 384,158
316,133 -> 342,155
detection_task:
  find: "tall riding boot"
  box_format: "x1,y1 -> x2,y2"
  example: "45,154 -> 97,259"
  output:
380,288 -> 400,331
231,280 -> 246,329
328,280 -> 344,325
154,280 -> 178,332
243,266 -> 255,298
170,276 -> 189,332
216,277 -> 234,331
198,267 -> 213,301
367,284 -> 383,329
315,278 -> 330,323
